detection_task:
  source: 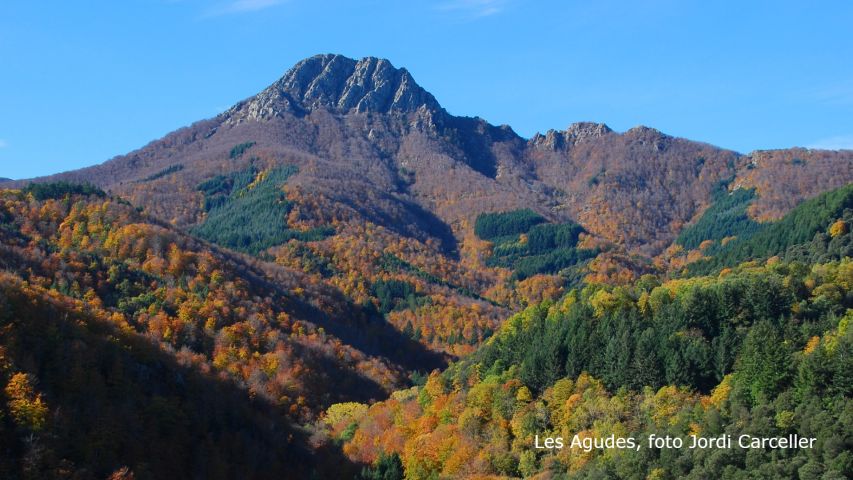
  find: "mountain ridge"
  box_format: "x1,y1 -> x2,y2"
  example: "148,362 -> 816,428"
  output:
1,53 -> 853,479
2,54 -> 852,257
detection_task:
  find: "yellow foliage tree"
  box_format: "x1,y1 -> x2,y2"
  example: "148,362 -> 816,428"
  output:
324,401 -> 369,428
829,219 -> 848,238
5,372 -> 49,431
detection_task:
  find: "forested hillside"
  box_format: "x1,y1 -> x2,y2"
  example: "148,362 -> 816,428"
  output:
0,54 -> 852,479
681,183 -> 853,275
0,273 -> 341,479
334,256 -> 852,479
474,209 -> 594,281
0,185 -> 413,420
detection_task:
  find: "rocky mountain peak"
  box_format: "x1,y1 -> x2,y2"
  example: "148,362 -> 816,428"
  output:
625,125 -> 671,150
565,122 -> 612,140
626,125 -> 664,137
530,122 -> 612,150
226,54 -> 442,122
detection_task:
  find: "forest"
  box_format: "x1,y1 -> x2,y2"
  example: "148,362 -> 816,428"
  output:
1,153 -> 851,480
0,273 -> 326,479
687,183 -> 853,274
191,163 -> 333,254
475,209 -> 595,280
1,170 -> 852,479
0,48 -> 852,479
334,257 -> 852,479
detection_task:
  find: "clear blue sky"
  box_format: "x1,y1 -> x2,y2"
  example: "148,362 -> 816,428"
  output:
1,1 -> 852,179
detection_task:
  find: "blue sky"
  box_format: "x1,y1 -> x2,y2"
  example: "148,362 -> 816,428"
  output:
1,0 -> 852,179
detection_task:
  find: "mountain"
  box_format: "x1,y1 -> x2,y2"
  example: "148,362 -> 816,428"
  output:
1,54 -> 852,479
5,54 -> 851,258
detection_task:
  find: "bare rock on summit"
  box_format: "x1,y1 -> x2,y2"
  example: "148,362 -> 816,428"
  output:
565,122 -> 612,142
530,122 -> 612,150
227,54 -> 441,123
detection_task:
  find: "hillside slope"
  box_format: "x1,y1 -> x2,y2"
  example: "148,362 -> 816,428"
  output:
0,185 -> 428,420
1,54 -> 852,480
4,54 -> 851,258
336,257 -> 853,479
0,272 -> 337,479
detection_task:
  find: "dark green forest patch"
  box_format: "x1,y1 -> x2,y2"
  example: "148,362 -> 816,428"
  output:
229,141 -> 256,159
676,186 -> 759,251
139,164 -> 184,183
689,183 -> 853,275
23,182 -> 105,201
192,165 -> 333,255
475,209 -> 596,280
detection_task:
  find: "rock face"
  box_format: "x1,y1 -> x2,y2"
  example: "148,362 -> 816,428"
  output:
227,54 -> 441,123
530,122 -> 613,150
566,122 -> 613,142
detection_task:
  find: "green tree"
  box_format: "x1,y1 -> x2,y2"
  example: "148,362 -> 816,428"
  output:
734,321 -> 792,404
358,453 -> 404,480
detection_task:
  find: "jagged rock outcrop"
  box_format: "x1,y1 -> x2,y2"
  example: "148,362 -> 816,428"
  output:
226,54 -> 442,124
530,122 -> 612,150
566,122 -> 613,142
625,125 -> 672,151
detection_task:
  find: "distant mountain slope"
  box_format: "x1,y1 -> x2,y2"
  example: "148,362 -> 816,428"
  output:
4,54 -> 851,258
527,124 -> 743,253
733,147 -> 853,220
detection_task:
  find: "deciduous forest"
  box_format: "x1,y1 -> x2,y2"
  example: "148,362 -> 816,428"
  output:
0,53 -> 851,479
